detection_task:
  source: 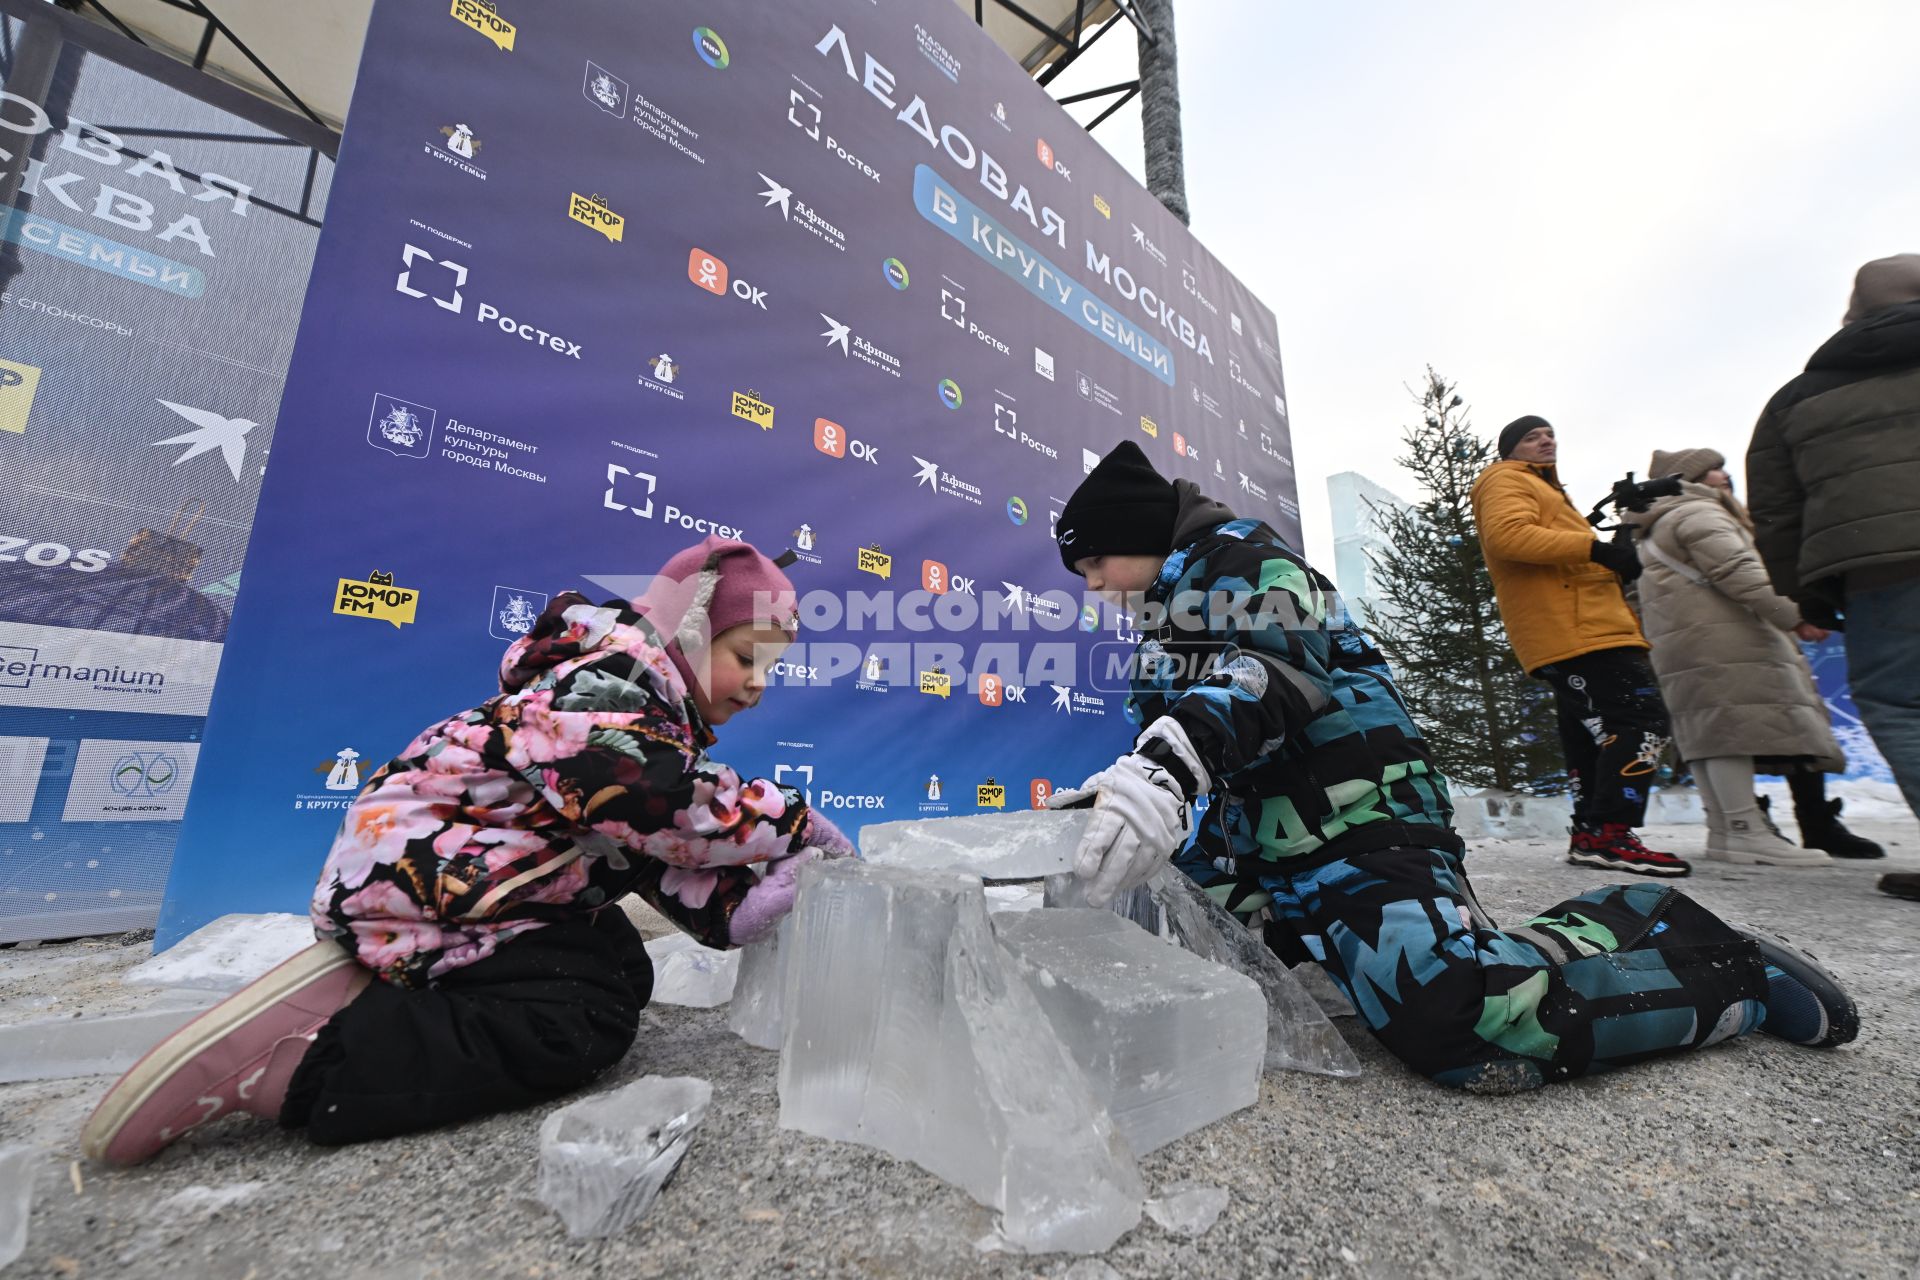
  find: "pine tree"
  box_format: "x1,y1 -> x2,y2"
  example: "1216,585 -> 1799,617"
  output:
1361,369 -> 1564,793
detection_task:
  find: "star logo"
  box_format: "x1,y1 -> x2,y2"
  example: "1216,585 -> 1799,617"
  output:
1051,684 -> 1072,713
913,456 -> 939,489
1001,582 -> 1027,615
151,399 -> 256,482
758,173 -> 792,219
820,314 -> 850,355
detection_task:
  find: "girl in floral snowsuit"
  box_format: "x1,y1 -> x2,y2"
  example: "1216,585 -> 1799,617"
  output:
84,538 -> 852,1163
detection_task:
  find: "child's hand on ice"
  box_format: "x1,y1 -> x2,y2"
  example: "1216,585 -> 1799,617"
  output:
799,810 -> 858,859
729,849 -> 817,946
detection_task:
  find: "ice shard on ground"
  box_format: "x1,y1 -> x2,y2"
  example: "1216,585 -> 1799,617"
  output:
0,1146 -> 36,1269
860,809 -> 1091,879
122,914 -> 316,994
0,998 -> 220,1084
535,1075 -> 711,1239
994,909 -> 1266,1155
643,932 -> 738,1008
1146,869 -> 1363,1078
727,917 -> 788,1050
777,860 -> 1142,1254
1144,1181 -> 1229,1236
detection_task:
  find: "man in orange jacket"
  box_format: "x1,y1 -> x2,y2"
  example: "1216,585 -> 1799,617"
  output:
1470,416 -> 1689,876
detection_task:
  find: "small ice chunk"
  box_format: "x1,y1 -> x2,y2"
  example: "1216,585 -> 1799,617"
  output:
123,914 -> 316,993
1144,1180 -> 1228,1236
984,884 -> 1045,914
0,1002 -> 220,1084
778,861 -> 1142,1254
1043,873 -> 1161,931
153,1182 -> 263,1218
0,1146 -> 37,1269
535,1075 -> 712,1238
861,809 -> 1091,879
1147,870 -> 1363,1078
644,933 -> 739,1008
727,917 -> 789,1050
995,909 -> 1265,1155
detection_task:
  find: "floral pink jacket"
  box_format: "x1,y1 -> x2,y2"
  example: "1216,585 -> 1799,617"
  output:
311,593 -> 817,987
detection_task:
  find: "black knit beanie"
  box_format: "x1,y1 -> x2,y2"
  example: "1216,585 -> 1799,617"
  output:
1498,414 -> 1552,459
1056,440 -> 1178,574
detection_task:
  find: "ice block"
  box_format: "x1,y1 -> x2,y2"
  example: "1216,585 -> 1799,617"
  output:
777,860 -> 1142,1253
0,997 -> 221,1084
535,1075 -> 712,1238
727,917 -> 789,1050
0,1146 -> 36,1270
994,909 -> 1266,1155
122,914 -> 317,993
644,932 -> 738,1008
1146,869 -> 1363,1078
860,809 -> 1091,879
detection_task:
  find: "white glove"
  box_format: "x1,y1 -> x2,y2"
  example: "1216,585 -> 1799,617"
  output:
1045,751 -> 1193,908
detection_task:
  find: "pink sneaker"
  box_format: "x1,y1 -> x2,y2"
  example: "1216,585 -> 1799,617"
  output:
81,941 -> 370,1166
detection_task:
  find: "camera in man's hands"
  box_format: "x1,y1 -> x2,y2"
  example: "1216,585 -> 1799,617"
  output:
1586,471 -> 1685,528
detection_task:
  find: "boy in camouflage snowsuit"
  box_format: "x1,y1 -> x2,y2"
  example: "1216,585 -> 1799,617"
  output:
1047,442 -> 1856,1088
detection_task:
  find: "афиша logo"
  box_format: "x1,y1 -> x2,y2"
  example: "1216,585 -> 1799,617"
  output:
693,26 -> 729,69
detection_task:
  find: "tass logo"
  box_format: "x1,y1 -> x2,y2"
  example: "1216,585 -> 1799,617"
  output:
937,378 -> 963,410
883,257 -> 909,290
687,247 -> 767,309
692,26 -> 729,69
814,417 -> 877,464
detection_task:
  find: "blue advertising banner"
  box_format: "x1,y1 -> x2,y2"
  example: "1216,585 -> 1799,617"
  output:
157,0 -> 1300,943
0,4 -> 333,942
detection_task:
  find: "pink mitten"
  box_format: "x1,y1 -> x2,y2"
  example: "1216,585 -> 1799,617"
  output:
729,849 -> 818,946
800,810 -> 858,859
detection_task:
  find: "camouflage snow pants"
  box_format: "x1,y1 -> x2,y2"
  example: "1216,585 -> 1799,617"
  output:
1187,843 -> 1769,1090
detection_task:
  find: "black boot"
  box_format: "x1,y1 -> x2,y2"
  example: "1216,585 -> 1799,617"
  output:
1787,772 -> 1885,859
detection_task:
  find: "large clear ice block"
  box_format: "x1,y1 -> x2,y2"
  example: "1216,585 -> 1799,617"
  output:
727,916 -> 789,1050
776,860 -> 1142,1253
1146,869 -> 1363,1078
860,809 -> 1090,879
994,908 -> 1266,1155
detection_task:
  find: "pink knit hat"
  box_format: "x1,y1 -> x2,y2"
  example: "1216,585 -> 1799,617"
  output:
635,536 -> 799,655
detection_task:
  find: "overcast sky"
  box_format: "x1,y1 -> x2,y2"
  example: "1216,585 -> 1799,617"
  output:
1049,0 -> 1920,563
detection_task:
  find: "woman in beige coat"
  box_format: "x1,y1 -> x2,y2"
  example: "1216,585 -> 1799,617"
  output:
1626,448 -> 1882,865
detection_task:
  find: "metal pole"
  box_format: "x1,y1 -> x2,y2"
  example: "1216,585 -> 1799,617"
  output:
1133,0 -> 1188,224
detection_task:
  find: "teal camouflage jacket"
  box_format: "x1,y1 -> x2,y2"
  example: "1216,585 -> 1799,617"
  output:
1127,484 -> 1457,882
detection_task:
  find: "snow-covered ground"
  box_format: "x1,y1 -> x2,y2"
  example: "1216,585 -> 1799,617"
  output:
2,811 -> 1916,1279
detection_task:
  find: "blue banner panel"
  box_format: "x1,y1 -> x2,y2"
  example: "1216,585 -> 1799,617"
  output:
0,8 -> 330,942
157,0 -> 1300,943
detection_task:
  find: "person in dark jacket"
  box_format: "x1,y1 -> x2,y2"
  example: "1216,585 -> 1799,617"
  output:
1047,441 -> 1858,1091
1746,253 -> 1920,902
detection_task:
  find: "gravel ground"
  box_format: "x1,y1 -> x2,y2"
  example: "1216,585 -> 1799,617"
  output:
3,819 -> 1918,1280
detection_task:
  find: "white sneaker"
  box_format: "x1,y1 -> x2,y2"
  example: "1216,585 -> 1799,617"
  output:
1705,817 -> 1832,867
